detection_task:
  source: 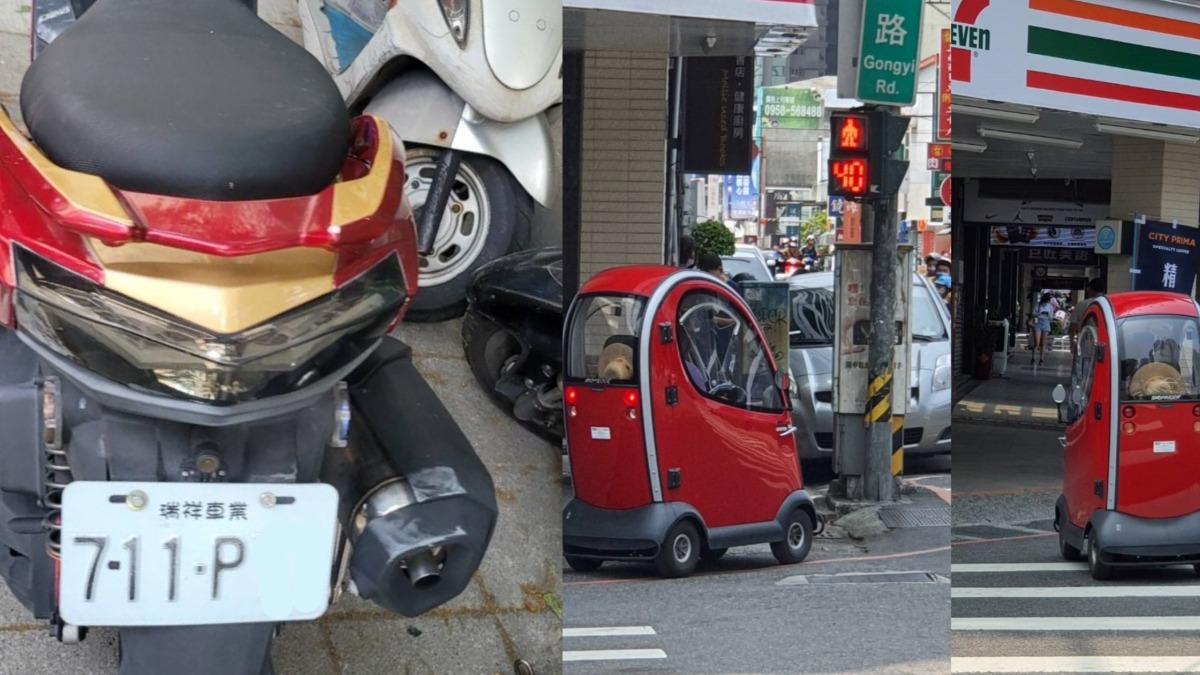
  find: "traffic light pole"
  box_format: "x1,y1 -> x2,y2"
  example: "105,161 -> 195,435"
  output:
862,192 -> 898,502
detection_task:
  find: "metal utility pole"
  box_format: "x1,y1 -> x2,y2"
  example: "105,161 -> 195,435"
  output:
829,0 -> 922,502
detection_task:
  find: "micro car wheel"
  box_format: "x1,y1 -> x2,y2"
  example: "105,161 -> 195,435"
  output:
565,556 -> 604,572
771,509 -> 814,565
700,547 -> 728,562
1086,532 -> 1113,580
1057,513 -> 1082,561
656,520 -> 700,578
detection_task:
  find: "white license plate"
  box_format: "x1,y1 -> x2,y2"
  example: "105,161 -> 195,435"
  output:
60,482 -> 339,626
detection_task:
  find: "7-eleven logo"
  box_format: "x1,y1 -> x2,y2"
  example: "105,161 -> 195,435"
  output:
951,0 -> 990,83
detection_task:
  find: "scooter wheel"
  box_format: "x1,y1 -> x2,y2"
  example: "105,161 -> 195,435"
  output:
1087,533 -> 1113,580
771,510 -> 814,565
565,556 -> 604,573
656,520 -> 700,578
700,547 -> 728,562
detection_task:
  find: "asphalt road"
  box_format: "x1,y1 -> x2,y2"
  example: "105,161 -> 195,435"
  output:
951,419 -> 1200,674
561,465 -> 952,674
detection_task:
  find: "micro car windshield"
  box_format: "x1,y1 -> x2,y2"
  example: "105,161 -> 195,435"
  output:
1118,315 -> 1200,403
567,295 -> 646,385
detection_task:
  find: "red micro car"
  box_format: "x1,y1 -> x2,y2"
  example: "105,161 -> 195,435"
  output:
1053,291 -> 1200,579
561,266 -> 816,577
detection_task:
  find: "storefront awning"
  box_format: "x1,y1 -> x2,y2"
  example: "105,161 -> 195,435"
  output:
563,0 -> 817,28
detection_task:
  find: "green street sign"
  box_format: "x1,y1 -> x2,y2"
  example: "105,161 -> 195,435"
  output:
856,0 -> 924,106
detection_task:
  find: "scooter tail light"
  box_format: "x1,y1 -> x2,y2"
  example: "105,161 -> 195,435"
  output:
1122,406 -> 1136,419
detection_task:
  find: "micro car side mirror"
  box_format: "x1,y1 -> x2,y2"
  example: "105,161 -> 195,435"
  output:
775,371 -> 796,412
1052,383 -> 1067,423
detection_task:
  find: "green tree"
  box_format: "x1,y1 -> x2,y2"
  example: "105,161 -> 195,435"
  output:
692,220 -> 736,257
800,211 -> 830,241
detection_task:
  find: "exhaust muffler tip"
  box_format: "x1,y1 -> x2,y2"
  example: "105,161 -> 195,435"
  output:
404,549 -> 442,590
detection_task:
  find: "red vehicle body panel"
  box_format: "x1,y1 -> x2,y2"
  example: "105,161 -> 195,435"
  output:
1065,292 -> 1200,529
566,266 -> 802,529
1065,303 -> 1113,529
649,280 -> 801,527
0,115 -> 418,328
566,383 -> 652,510
1117,402 -> 1200,519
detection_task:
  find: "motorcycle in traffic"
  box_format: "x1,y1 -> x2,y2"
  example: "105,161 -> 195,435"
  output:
3,0 -> 496,672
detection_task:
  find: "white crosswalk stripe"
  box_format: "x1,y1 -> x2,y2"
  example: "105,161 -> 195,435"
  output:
953,532 -> 1200,672
563,625 -> 667,664
953,656 -> 1200,673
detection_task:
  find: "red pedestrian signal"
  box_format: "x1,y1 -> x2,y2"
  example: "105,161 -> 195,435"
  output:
831,159 -> 868,196
828,109 -> 910,199
835,116 -> 867,151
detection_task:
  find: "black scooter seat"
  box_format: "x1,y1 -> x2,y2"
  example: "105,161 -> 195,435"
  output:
20,0 -> 350,201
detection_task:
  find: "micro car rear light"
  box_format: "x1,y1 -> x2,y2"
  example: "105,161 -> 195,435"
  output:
1122,406 -> 1136,419
1193,405 -> 1200,417
565,386 -> 579,405
1122,422 -> 1136,435
624,390 -> 639,407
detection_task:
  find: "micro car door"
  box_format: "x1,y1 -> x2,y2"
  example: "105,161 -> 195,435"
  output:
564,294 -> 653,510
651,281 -> 799,528
1114,311 -> 1200,519
1063,309 -> 1109,528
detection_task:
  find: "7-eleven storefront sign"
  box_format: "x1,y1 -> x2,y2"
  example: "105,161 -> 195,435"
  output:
952,0 -> 1200,128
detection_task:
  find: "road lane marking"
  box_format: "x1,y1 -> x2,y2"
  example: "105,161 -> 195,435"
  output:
952,562 -> 1087,572
563,649 -> 668,662
951,532 -> 1057,547
952,656 -> 1200,672
563,626 -> 656,637
565,545 -> 951,587
953,616 -> 1200,631
954,585 -> 1200,598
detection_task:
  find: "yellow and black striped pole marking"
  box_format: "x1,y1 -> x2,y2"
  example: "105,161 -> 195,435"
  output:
891,415 -> 905,476
865,372 -> 892,425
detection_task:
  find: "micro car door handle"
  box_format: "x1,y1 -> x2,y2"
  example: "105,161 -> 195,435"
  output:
1094,403 -> 1102,420
777,424 -> 797,437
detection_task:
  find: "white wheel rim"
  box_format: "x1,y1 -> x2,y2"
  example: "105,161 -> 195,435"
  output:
405,151 -> 491,288
672,533 -> 692,563
788,521 -> 805,550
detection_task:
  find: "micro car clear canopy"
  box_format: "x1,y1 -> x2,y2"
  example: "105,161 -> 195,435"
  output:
566,295 -> 646,385
1118,315 -> 1200,403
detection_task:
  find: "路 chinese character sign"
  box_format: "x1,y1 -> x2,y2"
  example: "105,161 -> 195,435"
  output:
683,56 -> 755,174
1133,221 -> 1198,294
857,0 -> 924,106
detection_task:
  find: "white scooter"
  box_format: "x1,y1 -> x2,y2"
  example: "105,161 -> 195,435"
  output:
299,0 -> 562,320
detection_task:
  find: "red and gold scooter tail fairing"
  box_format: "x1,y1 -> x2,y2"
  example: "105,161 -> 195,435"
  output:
0,108 -> 418,333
